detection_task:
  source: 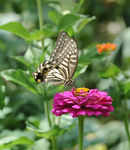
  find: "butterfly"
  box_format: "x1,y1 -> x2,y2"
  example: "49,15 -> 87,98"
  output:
32,31 -> 78,86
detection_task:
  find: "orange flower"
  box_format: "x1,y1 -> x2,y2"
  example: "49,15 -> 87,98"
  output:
96,43 -> 116,53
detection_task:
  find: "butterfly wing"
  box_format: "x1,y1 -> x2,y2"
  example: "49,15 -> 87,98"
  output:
44,68 -> 65,85
44,38 -> 78,85
33,31 -> 78,86
56,38 -> 78,80
49,31 -> 70,62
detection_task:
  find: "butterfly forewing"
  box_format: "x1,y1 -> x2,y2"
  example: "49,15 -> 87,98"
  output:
57,38 -> 78,78
49,31 -> 70,62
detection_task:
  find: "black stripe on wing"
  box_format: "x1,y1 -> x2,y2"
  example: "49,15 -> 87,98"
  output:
45,68 -> 65,84
57,38 -> 78,80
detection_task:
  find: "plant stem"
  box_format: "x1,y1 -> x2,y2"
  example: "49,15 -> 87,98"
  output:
124,98 -> 130,148
36,0 -> 44,47
50,101 -> 55,126
44,100 -> 52,127
36,1 -> 57,149
43,85 -> 52,128
52,138 -> 58,150
78,116 -> 84,150
37,0 -> 52,128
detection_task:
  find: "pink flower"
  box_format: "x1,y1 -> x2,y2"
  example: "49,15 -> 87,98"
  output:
52,88 -> 114,118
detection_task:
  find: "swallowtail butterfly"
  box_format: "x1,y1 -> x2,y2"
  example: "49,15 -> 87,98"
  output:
32,31 -> 78,86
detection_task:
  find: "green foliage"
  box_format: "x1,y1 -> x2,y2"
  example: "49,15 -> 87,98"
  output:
0,22 -> 31,40
0,77 -> 5,109
72,0 -> 85,14
78,45 -> 107,65
58,14 -> 95,34
1,69 -> 38,94
124,80 -> 130,98
12,46 -> 46,70
0,22 -> 57,41
48,11 -> 63,25
30,139 -> 50,150
27,120 -> 75,140
0,136 -> 33,150
0,13 -> 95,41
98,63 -> 121,78
0,0 -> 130,149
27,122 -> 66,139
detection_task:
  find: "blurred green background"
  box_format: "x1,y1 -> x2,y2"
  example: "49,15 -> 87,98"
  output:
0,0 -> 130,150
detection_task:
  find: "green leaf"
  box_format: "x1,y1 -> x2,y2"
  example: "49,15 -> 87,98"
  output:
0,22 -> 31,40
0,107 -> 12,119
124,80 -> 130,98
0,77 -> 5,109
24,46 -> 46,70
0,69 -> 38,94
48,11 -> 62,25
74,65 -> 88,78
0,22 -> 57,41
12,56 -> 30,68
59,14 -> 81,30
98,63 -> 121,78
27,122 -> 67,139
72,0 -> 85,14
31,139 -> 50,150
59,14 -> 95,33
78,45 -> 106,65
24,47 -> 41,68
0,136 -> 33,150
31,24 -> 57,40
76,15 -> 96,33
105,86 -> 122,109
12,46 -> 48,70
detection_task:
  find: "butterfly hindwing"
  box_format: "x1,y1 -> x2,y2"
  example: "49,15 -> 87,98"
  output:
45,68 -> 65,85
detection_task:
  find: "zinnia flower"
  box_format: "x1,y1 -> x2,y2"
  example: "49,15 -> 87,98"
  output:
52,88 -> 114,118
96,43 -> 116,53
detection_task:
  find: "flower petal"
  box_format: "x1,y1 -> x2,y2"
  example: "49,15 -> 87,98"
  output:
52,88 -> 114,117
72,105 -> 81,109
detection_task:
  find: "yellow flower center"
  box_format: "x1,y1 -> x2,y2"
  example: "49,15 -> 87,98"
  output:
74,87 -> 89,96
37,79 -> 41,83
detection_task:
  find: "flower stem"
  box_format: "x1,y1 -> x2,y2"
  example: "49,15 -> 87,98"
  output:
36,1 -> 57,150
78,116 -> 84,150
37,0 -> 52,130
124,98 -> 130,148
43,85 -> 52,128
44,100 -> 52,128
36,0 -> 44,47
52,138 -> 58,150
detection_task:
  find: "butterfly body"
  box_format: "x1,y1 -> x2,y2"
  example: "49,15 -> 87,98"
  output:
32,60 -> 58,82
32,31 -> 78,86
